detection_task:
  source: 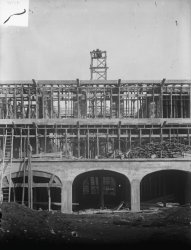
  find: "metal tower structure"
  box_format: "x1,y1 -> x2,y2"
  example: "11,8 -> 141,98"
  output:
90,49 -> 108,80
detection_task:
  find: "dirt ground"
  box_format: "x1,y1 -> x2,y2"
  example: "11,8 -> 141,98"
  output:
0,203 -> 191,249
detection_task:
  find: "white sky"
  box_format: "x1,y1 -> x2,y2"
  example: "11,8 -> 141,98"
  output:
0,0 -> 190,80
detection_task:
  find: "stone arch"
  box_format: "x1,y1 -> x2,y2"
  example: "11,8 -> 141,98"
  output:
2,170 -> 62,211
140,169 -> 191,208
72,169 -> 130,211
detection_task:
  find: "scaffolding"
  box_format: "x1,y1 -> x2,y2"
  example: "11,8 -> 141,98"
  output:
90,49 -> 108,80
0,78 -> 191,210
0,79 -> 190,120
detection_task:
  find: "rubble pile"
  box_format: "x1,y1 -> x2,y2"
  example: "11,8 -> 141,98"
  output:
107,140 -> 191,159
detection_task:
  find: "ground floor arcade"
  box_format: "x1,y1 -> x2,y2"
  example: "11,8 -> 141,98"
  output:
2,159 -> 191,213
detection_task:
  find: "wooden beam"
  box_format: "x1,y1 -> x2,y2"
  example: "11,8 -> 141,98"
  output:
77,122 -> 80,158
14,183 -> 61,188
87,129 -> 89,159
190,84 -> 191,118
118,79 -> 121,118
49,174 -> 55,184
96,129 -> 99,157
77,79 -> 80,118
48,187 -> 51,211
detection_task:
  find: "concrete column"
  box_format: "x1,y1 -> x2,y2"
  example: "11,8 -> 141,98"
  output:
61,180 -> 73,213
130,179 -> 141,212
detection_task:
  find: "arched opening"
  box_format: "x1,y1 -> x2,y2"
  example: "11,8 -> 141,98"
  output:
140,170 -> 191,209
72,170 -> 130,211
2,171 -> 62,211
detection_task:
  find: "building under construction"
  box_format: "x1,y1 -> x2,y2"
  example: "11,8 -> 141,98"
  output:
0,49 -> 191,213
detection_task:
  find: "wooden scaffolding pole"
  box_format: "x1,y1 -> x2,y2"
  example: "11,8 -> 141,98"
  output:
27,125 -> 33,209
27,143 -> 33,209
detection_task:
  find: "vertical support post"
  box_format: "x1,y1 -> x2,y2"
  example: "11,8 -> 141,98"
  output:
99,175 -> 104,209
61,180 -> 73,213
110,88 -> 112,118
36,84 -> 38,119
160,79 -> 165,118
76,122 -> 80,158
180,84 -> 183,118
118,121 -> 121,151
35,125 -> 38,154
103,86 -> 106,118
65,129 -> 68,156
50,85 -> 53,118
188,129 -> 190,146
32,79 -> 38,119
27,143 -> 33,209
139,129 -> 142,146
96,129 -> 99,157
130,179 -> 140,212
94,89 -> 97,118
137,85 -> 139,119
20,128 -> 22,159
58,85 -> 60,118
77,79 -> 80,118
42,85 -> 45,118
13,184 -> 16,202
160,126 -> 163,157
48,187 -> 51,211
14,85 -> 16,119
22,160 -> 26,205
45,126 -> 47,153
8,127 -> 14,202
28,84 -> 31,119
189,84 -> 191,118
77,122 -> 80,158
5,88 -> 8,118
21,85 -> 24,119
145,85 -> 148,118
170,87 -> 172,118
118,79 -> 121,118
129,129 -> 131,149
106,129 -> 109,154
87,129 -> 89,159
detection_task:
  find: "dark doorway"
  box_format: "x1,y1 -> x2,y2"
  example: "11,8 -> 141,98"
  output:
73,170 -> 130,211
140,170 -> 191,208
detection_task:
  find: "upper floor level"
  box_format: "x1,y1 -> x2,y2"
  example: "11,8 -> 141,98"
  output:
0,79 -> 191,120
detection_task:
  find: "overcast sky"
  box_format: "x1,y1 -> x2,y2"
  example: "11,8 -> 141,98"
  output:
0,0 -> 190,80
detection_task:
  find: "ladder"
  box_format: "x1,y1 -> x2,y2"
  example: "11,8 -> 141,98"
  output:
0,127 -> 14,203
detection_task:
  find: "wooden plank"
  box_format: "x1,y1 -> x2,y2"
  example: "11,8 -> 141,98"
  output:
32,152 -> 62,158
1,118 -> 191,127
14,183 -> 61,188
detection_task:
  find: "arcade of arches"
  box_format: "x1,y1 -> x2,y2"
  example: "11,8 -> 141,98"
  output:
2,169 -> 191,213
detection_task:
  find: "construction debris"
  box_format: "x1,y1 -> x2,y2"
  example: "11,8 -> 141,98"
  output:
106,139 -> 191,159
